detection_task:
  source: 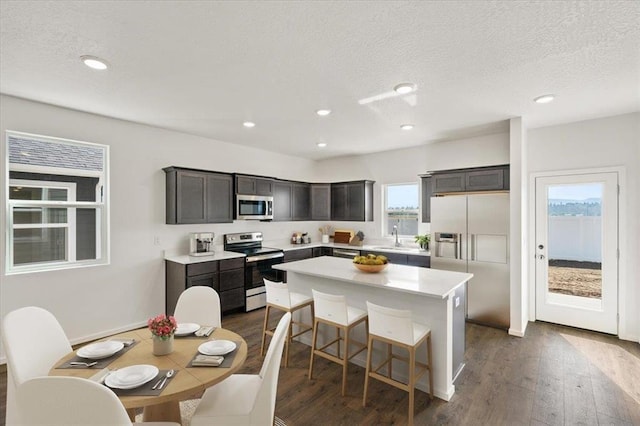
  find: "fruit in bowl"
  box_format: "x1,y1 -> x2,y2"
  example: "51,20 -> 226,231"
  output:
353,254 -> 388,273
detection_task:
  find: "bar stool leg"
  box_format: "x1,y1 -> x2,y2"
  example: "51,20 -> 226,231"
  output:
284,315 -> 293,368
362,335 -> 373,407
387,343 -> 393,378
408,346 -> 416,426
427,334 -> 434,399
341,325 -> 349,396
308,318 -> 319,380
261,305 -> 271,357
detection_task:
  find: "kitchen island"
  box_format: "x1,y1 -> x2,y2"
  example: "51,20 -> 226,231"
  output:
274,256 -> 472,401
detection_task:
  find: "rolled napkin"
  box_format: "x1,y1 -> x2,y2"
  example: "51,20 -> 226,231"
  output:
192,354 -> 224,367
195,326 -> 215,337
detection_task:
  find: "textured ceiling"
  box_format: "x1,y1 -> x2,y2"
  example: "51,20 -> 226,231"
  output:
1,1 -> 638,160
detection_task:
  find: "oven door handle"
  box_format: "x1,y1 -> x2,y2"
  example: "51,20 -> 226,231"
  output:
245,252 -> 284,263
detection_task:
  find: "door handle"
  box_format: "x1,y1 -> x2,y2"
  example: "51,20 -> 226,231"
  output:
538,254 -> 545,259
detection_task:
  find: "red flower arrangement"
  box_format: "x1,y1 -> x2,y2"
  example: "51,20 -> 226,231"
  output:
147,314 -> 177,340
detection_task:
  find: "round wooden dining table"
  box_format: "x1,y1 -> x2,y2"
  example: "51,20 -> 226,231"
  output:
50,327 -> 247,423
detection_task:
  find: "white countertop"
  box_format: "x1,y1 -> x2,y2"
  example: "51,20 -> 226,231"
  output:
165,251 -> 245,264
274,256 -> 471,299
266,241 -> 431,257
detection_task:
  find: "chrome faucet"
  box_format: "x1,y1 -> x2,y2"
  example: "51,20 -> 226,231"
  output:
392,225 -> 400,247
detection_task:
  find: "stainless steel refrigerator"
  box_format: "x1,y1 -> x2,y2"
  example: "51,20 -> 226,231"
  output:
431,193 -> 510,329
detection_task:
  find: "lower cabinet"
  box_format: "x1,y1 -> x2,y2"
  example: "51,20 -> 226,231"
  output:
166,257 -> 245,316
362,251 -> 431,268
284,248 -> 314,262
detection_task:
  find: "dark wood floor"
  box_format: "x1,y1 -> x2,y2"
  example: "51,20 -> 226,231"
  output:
1,310 -> 639,425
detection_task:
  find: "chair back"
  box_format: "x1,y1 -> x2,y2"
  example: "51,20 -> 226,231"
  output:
254,312 -> 292,424
174,286 -> 222,327
2,306 -> 72,424
312,289 -> 349,325
16,376 -> 133,425
264,279 -> 291,308
366,301 -> 414,346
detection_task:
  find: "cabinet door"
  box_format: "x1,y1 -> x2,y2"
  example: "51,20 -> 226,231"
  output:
330,184 -> 347,220
311,184 -> 331,220
466,168 -> 505,191
421,177 -> 433,223
273,181 -> 293,221
407,255 -> 430,268
176,171 -> 207,223
186,273 -> 220,291
364,251 -> 408,265
313,247 -> 333,257
255,178 -> 274,196
219,268 -> 245,291
206,173 -> 233,223
347,182 -> 365,221
236,176 -> 257,194
433,173 -> 465,193
292,183 -> 311,220
220,288 -> 245,312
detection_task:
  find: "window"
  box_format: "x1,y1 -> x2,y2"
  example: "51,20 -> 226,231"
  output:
384,183 -> 419,237
6,131 -> 109,274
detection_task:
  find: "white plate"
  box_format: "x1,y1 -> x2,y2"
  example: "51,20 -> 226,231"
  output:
175,322 -> 200,336
198,340 -> 236,356
76,341 -> 124,360
105,365 -> 159,389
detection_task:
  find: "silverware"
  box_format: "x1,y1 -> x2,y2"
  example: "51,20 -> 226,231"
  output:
152,369 -> 174,390
69,361 -> 98,367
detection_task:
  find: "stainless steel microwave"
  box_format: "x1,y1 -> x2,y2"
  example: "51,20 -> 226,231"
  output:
236,195 -> 274,220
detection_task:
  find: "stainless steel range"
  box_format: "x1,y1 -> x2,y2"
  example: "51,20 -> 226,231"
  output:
223,232 -> 284,311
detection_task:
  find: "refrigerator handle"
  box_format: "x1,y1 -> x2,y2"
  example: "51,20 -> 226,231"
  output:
458,233 -> 463,259
470,234 -> 475,261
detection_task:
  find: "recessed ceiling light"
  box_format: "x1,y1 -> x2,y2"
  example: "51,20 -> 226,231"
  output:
80,55 -> 108,70
534,94 -> 555,104
394,83 -> 416,95
317,142 -> 327,148
316,109 -> 332,116
243,121 -> 256,128
400,124 -> 414,130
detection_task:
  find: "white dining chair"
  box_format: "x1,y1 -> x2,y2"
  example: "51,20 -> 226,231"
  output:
261,279 -> 313,367
16,375 -> 179,425
173,286 -> 222,327
190,312 -> 292,426
362,301 -> 433,426
2,306 -> 72,425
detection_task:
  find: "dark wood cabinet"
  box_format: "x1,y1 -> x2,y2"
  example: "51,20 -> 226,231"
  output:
361,251 -> 430,268
164,167 -> 233,224
313,246 -> 333,257
407,254 -> 430,268
421,177 -> 433,223
284,248 -> 314,262
166,257 -> 246,316
273,181 -> 293,221
292,183 -> 311,221
331,181 -> 374,221
311,184 -> 331,220
421,165 -> 509,222
433,172 -> 466,193
235,175 -> 274,196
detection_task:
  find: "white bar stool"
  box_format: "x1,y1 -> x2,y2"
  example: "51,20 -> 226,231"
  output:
261,279 -> 314,367
308,289 -> 368,396
363,301 -> 433,426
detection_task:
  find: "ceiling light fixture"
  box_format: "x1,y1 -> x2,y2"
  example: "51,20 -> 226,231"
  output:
400,124 -> 414,130
534,94 -> 555,104
80,55 -> 109,70
317,142 -> 327,148
316,109 -> 331,116
394,83 -> 416,95
243,121 -> 256,128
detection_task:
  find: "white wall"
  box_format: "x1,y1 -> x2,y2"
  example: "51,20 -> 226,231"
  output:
527,112 -> 640,342
0,95 -> 325,358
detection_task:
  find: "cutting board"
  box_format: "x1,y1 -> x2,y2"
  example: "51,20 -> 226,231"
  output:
333,231 -> 352,244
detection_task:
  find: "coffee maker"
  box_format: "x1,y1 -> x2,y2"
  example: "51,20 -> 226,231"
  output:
189,232 -> 215,256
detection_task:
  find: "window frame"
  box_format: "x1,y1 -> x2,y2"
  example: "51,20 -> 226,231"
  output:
382,182 -> 420,238
5,130 -> 110,275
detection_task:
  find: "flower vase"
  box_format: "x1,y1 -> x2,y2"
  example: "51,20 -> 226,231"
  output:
152,335 -> 174,356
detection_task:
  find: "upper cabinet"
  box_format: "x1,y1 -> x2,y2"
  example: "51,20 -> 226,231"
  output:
331,181 -> 374,221
292,182 -> 311,221
235,175 -> 274,196
164,167 -> 233,224
311,184 -> 331,221
273,181 -> 311,221
421,165 -> 509,222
